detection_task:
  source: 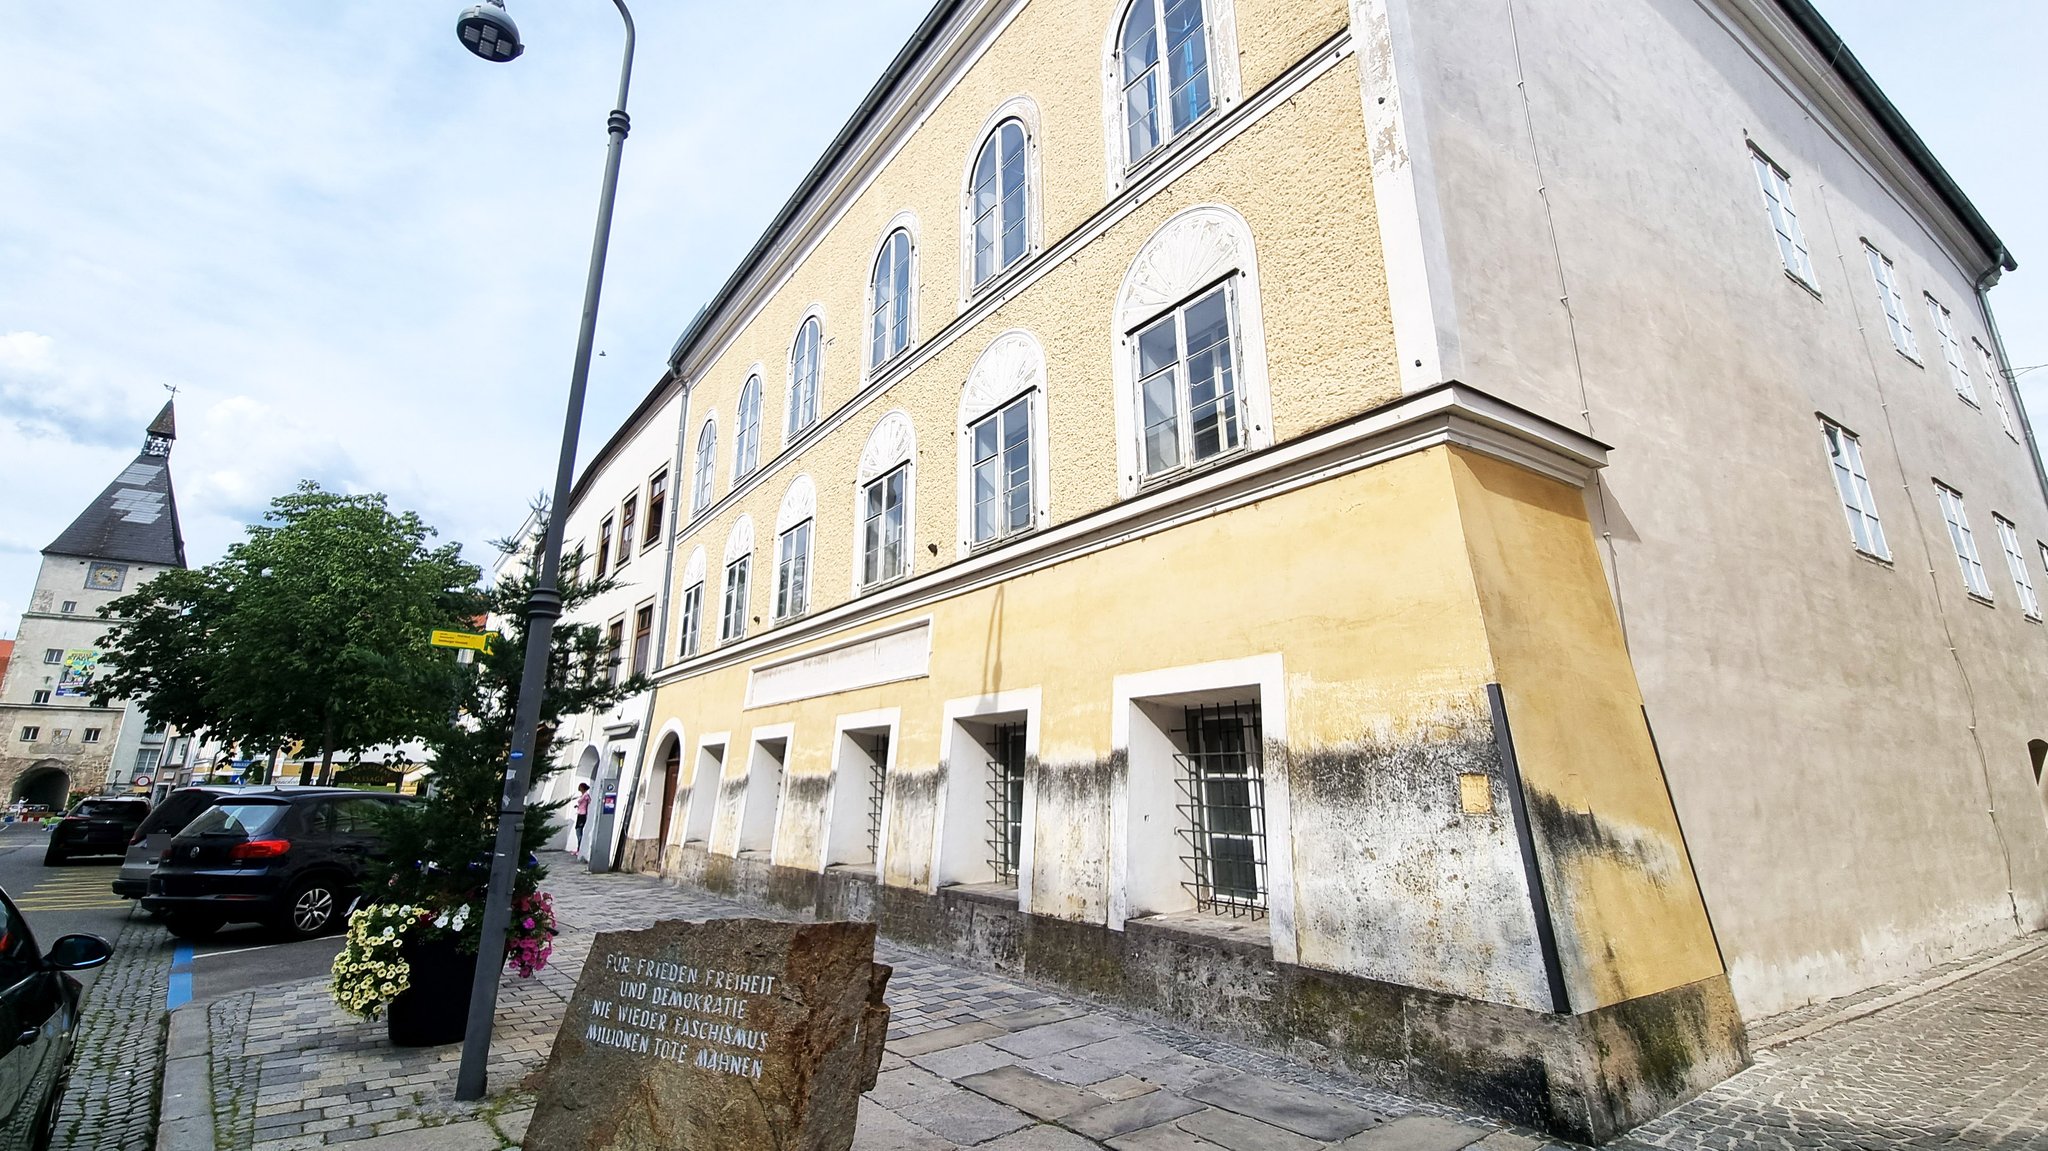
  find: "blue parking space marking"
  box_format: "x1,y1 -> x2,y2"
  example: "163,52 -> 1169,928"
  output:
166,942 -> 194,1010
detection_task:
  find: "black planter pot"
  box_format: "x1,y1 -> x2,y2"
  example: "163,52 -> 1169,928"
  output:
386,934 -> 477,1047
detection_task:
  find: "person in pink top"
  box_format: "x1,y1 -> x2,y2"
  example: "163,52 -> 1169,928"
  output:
573,783 -> 592,855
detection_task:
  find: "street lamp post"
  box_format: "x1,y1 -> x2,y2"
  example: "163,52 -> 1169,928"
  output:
452,0 -> 636,1102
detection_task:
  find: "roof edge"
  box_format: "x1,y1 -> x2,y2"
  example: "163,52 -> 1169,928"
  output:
665,0 -> 969,373
1773,0 -> 2014,274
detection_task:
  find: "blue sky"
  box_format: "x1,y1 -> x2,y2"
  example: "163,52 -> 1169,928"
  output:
0,1 -> 2041,634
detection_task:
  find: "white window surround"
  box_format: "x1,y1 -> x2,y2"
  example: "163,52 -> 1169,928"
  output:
735,722 -> 793,860
1935,482 -> 1992,600
1098,0 -> 1241,194
820,708 -> 902,874
1995,515 -> 2039,620
734,369 -> 766,483
785,307 -> 827,448
1111,204 -> 1273,497
678,546 -> 707,659
854,410 -> 918,593
864,212 -> 921,377
1979,341 -> 2019,442
1864,243 -> 1918,362
1820,418 -> 1888,560
691,413 -> 719,517
774,475 -> 817,621
1106,652 -> 1297,963
934,687 -> 1042,901
680,732 -> 730,847
1749,146 -> 1816,289
959,97 -> 1044,306
721,515 -> 756,641
956,329 -> 1052,555
1926,296 -> 1976,404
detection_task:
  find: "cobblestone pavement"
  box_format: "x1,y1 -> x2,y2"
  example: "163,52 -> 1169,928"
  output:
1615,944 -> 2048,1151
51,911 -> 171,1151
215,855 -> 2048,1151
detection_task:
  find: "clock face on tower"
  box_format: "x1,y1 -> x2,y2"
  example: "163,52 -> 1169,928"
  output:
86,563 -> 127,592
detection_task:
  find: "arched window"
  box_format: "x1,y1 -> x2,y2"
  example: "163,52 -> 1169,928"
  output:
720,516 -> 755,644
1112,204 -> 1272,496
734,374 -> 763,480
690,415 -> 718,516
773,475 -> 816,621
957,330 -> 1050,553
787,315 -> 822,440
854,412 -> 917,591
678,546 -> 706,659
1119,0 -> 1213,163
869,227 -> 915,370
971,120 -> 1029,287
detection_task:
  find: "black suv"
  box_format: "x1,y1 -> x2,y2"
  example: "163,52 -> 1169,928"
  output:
44,798 -> 151,866
142,790 -> 408,942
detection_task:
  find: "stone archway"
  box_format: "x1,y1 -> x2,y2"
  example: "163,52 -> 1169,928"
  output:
655,735 -> 683,850
12,762 -> 71,811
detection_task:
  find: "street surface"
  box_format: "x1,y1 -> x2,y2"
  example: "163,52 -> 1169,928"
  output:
9,831 -> 2044,1149
187,858 -> 2048,1151
0,821 -> 346,1007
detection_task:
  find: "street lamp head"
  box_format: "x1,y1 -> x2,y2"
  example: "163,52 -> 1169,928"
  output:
456,0 -> 523,61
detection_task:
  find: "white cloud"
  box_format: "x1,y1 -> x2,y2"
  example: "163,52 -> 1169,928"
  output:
0,0 -> 929,608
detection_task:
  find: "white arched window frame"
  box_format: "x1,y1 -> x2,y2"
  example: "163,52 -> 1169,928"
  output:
866,213 -> 920,375
773,475 -> 816,621
960,99 -> 1043,303
690,413 -> 719,517
1099,0 -> 1241,192
677,546 -> 707,659
720,515 -> 755,644
734,371 -> 764,483
1111,204 -> 1272,498
852,411 -> 917,593
955,330 -> 1051,555
785,309 -> 825,445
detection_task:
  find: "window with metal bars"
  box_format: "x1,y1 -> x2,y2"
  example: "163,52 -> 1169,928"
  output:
857,731 -> 890,867
985,724 -> 1026,883
1174,702 -> 1266,917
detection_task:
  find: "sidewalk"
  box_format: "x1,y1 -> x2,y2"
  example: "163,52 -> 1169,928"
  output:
187,855 -> 2048,1150
201,855 -> 1541,1151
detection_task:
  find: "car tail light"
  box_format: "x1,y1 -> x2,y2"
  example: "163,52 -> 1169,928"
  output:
229,839 -> 290,861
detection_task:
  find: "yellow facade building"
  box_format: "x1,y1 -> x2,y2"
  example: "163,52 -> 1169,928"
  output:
545,0 -> 2044,1139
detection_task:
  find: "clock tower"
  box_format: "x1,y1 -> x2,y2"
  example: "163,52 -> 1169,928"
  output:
0,402 -> 188,810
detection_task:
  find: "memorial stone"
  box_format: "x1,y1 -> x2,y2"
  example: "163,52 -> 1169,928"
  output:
523,918 -> 892,1151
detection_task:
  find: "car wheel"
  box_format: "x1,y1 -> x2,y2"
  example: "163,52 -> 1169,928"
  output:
162,915 -> 223,941
41,847 -> 65,867
279,877 -> 343,940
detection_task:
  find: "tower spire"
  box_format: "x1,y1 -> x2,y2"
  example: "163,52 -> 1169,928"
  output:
145,400 -> 176,457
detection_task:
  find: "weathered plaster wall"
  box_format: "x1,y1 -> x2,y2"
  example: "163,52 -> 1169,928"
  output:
1453,450 -> 1724,1010
1385,0 -> 2048,1016
661,10 -> 1392,669
640,447 -> 1710,1016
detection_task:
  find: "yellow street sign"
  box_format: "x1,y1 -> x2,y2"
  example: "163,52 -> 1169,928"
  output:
431,629 -> 492,652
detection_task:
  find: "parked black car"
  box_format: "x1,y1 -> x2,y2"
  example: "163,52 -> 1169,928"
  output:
142,790 -> 409,942
113,786 -> 267,901
43,798 -> 150,867
0,887 -> 110,1149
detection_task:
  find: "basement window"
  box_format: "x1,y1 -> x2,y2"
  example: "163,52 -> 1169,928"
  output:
986,723 -> 1026,884
1175,701 -> 1267,918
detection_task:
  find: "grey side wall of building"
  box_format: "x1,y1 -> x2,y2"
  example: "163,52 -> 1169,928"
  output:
1380,0 -> 2048,1017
